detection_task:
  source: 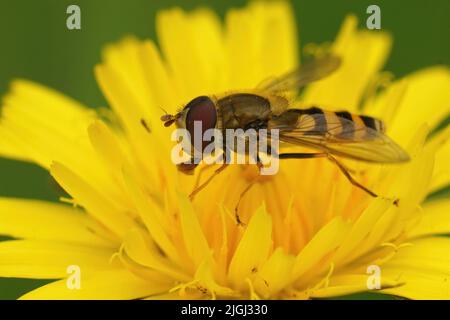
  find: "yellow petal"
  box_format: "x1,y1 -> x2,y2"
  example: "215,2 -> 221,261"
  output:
388,67 -> 450,145
408,199 -> 450,238
228,205 -> 272,289
376,127 -> 435,241
0,126 -> 28,161
0,240 -> 115,279
225,1 -> 298,89
95,63 -> 148,135
303,15 -> 392,110
361,206 -> 398,255
310,274 -> 402,298
19,269 -> 168,300
139,40 -> 178,112
291,217 -> 351,280
88,120 -> 126,174
0,80 -> 127,208
50,162 -> 136,240
102,37 -> 154,113
121,167 -> 181,264
94,61 -> 173,188
194,258 -> 236,298
0,198 -> 113,247
178,192 -> 212,269
157,8 -> 225,98
99,37 -> 179,137
381,126 -> 433,212
97,38 -> 180,155
87,120 -> 143,211
123,228 -> 189,282
0,79 -> 95,167
334,198 -> 392,265
381,237 -> 450,299
429,126 -> 450,192
257,248 -> 295,297
363,77 -> 408,127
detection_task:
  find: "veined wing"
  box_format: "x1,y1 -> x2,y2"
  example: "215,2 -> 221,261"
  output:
257,55 -> 341,93
268,108 -> 410,163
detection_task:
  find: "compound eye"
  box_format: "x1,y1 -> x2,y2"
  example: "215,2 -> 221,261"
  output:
185,96 -> 217,150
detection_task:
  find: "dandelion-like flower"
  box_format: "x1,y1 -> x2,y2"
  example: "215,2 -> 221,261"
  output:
0,2 -> 449,299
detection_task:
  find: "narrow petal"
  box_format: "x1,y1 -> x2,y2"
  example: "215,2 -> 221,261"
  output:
88,120 -> 126,174
310,274 -> 402,298
257,248 -> 295,297
0,198 -> 113,247
0,80 -> 127,208
303,15 -> 392,110
98,38 -> 178,136
0,240 -> 115,279
139,40 -> 178,112
429,126 -> 450,192
0,126 -> 28,161
95,63 -> 149,135
101,37 -> 155,113
51,162 -> 136,240
381,237 -> 450,300
121,168 -> 181,264
365,67 -> 450,146
178,192 -> 212,270
94,63 -> 173,187
291,217 -> 351,280
0,80 -> 95,157
0,80 -> 95,168
333,198 -> 392,265
408,199 -> 450,238
225,1 -> 298,89
387,67 -> 450,145
363,78 -> 408,130
376,126 -> 434,242
96,37 -> 180,163
123,228 -> 189,282
194,259 -> 236,298
157,8 -> 225,98
228,205 -> 272,289
19,269 -> 169,300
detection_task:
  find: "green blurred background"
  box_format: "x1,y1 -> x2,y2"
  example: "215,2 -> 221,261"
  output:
0,0 -> 448,299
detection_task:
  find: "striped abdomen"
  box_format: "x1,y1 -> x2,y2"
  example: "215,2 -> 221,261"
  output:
270,107 -> 385,140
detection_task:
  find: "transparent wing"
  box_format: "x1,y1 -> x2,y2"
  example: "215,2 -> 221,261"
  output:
270,112 -> 410,163
257,55 -> 341,93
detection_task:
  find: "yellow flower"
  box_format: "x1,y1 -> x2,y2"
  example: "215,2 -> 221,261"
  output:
0,1 -> 450,300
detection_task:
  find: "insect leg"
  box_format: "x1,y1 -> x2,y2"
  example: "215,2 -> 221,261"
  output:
279,152 -> 328,159
282,151 -> 358,173
326,154 -> 378,198
278,152 -> 378,198
192,163 -> 216,191
189,163 -> 229,200
234,135 -> 266,226
234,160 -> 264,227
234,179 -> 254,226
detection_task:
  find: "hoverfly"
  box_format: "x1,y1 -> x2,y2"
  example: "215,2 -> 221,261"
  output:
159,55 -> 409,222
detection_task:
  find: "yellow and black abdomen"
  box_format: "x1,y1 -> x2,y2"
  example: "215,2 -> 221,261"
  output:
310,107 -> 384,140
331,110 -> 385,139
269,107 -> 385,141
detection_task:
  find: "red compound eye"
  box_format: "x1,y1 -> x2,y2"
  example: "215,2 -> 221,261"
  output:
185,96 -> 217,151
